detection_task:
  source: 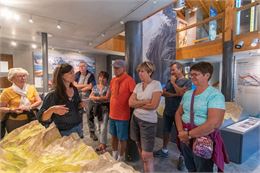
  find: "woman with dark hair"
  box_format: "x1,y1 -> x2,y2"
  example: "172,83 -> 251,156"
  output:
175,62 -> 229,172
37,63 -> 85,138
89,71 -> 110,153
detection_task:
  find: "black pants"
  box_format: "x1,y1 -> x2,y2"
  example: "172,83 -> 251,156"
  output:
180,142 -> 214,172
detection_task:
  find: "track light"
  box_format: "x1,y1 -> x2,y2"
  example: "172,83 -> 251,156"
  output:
251,38 -> 259,47
56,21 -> 61,29
29,15 -> 34,23
235,40 -> 244,49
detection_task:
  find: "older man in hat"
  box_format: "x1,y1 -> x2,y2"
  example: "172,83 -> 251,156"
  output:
109,59 -> 136,161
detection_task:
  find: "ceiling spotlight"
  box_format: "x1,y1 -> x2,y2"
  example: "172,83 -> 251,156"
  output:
101,33 -> 105,37
235,40 -> 244,49
31,44 -> 37,49
29,16 -> 34,23
10,41 -> 17,47
56,21 -> 61,29
120,20 -> 124,25
251,38 -> 259,47
172,0 -> 185,11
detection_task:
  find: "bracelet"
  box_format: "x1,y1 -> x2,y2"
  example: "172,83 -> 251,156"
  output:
187,131 -> 192,139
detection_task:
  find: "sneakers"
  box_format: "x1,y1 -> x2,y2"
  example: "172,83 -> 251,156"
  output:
177,155 -> 186,171
153,149 -> 169,158
90,132 -> 98,141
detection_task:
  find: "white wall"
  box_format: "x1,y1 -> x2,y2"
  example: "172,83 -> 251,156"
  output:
90,53 -> 107,80
0,44 -> 34,83
0,43 -> 108,86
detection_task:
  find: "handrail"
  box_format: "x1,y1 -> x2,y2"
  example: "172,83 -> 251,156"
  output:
177,13 -> 224,33
177,1 -> 259,33
236,0 -> 259,12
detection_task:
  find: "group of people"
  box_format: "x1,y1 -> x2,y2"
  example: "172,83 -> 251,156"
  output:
0,59 -> 229,172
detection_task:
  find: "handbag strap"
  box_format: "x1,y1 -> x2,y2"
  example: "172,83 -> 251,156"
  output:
190,90 -> 196,129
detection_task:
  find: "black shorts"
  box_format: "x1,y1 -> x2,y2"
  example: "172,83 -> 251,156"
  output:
163,111 -> 177,134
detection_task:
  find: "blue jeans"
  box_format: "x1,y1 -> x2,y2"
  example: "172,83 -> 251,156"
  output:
60,123 -> 84,138
96,106 -> 109,144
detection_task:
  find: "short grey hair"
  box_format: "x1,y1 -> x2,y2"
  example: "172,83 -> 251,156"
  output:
170,62 -> 183,73
8,68 -> 29,82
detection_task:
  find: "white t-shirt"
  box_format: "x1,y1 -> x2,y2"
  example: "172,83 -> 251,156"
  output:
133,80 -> 162,123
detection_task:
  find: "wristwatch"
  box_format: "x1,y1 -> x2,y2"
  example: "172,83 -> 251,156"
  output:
187,131 -> 192,140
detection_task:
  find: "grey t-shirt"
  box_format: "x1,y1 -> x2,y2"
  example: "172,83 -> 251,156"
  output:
164,78 -> 192,115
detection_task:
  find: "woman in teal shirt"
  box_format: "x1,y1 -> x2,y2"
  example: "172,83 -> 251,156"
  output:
175,62 -> 228,172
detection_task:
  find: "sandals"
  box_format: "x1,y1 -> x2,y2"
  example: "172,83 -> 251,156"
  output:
95,144 -> 107,153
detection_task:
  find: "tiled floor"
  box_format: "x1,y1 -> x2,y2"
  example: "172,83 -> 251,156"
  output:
82,114 -> 260,173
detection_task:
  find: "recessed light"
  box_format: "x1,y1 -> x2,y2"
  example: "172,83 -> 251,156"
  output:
88,42 -> 93,46
57,24 -> 61,29
10,41 -> 17,46
31,44 -> 37,49
120,21 -> 124,25
101,33 -> 105,37
29,16 -> 34,23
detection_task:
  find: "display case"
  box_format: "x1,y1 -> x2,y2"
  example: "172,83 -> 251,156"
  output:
221,117 -> 260,164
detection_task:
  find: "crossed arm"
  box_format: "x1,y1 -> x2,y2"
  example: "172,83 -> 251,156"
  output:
129,91 -> 162,110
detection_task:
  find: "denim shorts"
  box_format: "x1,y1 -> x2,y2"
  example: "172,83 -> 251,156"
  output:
109,119 -> 129,141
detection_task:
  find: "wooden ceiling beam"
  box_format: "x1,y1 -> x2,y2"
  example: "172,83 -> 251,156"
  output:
213,1 -> 222,12
199,0 -> 210,17
177,13 -> 224,32
177,11 -> 185,20
185,0 -> 193,9
223,0 -> 234,42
